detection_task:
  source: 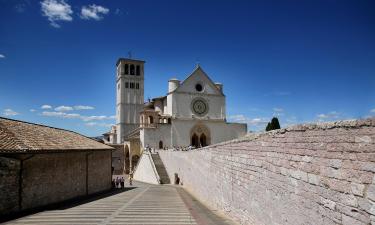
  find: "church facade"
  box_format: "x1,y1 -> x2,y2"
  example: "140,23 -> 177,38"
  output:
107,58 -> 247,173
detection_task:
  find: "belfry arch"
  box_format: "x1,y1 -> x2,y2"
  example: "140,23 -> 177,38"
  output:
190,123 -> 211,148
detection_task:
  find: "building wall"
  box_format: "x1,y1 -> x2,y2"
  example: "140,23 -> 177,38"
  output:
159,119 -> 375,225
0,157 -> 20,215
0,150 -> 111,216
141,121 -> 246,149
110,144 -> 125,175
169,92 -> 225,120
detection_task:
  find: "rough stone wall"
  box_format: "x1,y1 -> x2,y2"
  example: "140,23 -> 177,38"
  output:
159,119 -> 375,225
0,157 -> 20,215
22,152 -> 87,210
0,150 -> 111,216
88,151 -> 112,194
110,144 -> 125,175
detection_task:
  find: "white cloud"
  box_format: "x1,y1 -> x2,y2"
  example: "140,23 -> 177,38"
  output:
41,104 -> 52,109
273,108 -> 284,112
0,54 -> 5,58
41,111 -> 81,119
30,109 -> 36,112
55,105 -> 73,111
228,114 -> 269,131
80,4 -> 109,20
74,105 -> 95,110
40,111 -> 115,122
40,0 -> 73,28
85,122 -> 113,127
317,111 -> 340,122
3,109 -> 19,116
82,115 -> 115,121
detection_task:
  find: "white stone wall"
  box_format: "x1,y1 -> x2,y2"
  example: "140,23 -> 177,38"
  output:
140,124 -> 172,149
159,119 -> 375,225
141,120 -> 246,149
133,153 -> 159,184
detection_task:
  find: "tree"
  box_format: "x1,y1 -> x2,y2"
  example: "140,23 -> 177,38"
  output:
265,122 -> 271,131
265,117 -> 281,131
271,117 -> 281,130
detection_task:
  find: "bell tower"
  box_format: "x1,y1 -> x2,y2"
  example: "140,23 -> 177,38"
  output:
116,58 -> 145,143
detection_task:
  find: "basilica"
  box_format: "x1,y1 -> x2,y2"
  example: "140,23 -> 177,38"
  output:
106,58 -> 247,173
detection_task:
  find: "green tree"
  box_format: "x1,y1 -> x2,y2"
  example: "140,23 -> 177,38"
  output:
265,117 -> 281,131
265,122 -> 271,131
271,117 -> 281,130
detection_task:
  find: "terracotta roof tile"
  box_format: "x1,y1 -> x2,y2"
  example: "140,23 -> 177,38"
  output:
0,117 -> 113,153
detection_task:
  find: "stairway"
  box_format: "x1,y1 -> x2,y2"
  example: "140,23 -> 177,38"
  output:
151,153 -> 171,184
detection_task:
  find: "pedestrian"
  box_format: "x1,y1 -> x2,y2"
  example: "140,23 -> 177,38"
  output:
111,179 -> 116,189
129,173 -> 133,186
115,177 -> 120,188
120,177 -> 125,188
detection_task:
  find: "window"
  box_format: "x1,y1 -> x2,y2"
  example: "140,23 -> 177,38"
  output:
159,141 -> 163,149
148,116 -> 154,124
118,83 -> 120,90
136,83 -> 139,89
136,65 -> 140,75
125,82 -> 129,88
130,65 -> 135,75
124,64 -> 129,74
195,83 -> 203,92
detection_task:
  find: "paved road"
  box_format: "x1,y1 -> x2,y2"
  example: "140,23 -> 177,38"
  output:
4,182 -> 236,225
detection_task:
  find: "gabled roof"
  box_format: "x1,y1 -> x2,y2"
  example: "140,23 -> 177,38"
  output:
0,117 -> 113,153
171,65 -> 224,96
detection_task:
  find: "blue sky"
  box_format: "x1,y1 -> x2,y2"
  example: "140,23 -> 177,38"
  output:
0,0 -> 374,136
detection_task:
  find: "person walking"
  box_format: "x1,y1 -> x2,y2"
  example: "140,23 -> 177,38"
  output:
120,177 -> 125,188
115,177 -> 120,188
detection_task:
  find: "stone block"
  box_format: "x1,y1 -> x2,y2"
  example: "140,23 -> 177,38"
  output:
329,159 -> 342,169
321,197 -> 336,210
351,183 -> 365,196
308,173 -> 320,185
368,185 -> 375,202
342,214 -> 367,225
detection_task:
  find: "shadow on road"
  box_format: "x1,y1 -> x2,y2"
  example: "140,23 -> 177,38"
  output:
1,187 -> 138,223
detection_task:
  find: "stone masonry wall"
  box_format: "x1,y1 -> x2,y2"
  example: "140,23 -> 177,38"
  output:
0,157 -> 20,215
0,150 -> 111,216
159,119 -> 375,225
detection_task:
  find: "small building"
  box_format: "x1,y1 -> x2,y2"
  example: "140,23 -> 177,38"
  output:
0,117 -> 114,217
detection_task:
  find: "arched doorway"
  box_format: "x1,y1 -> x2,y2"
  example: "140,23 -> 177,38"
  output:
124,145 -> 130,174
131,155 -> 140,171
191,133 -> 199,148
190,124 -> 210,148
200,133 -> 207,147
159,141 -> 163,149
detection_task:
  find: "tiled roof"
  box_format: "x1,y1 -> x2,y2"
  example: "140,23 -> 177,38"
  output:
0,117 -> 113,153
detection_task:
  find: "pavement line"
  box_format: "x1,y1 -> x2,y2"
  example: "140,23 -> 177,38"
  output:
99,187 -> 150,225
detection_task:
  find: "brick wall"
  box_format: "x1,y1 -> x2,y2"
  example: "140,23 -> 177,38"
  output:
159,119 -> 375,225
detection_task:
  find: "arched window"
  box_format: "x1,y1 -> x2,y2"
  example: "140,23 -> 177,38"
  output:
168,118 -> 171,124
130,64 -> 135,75
148,116 -> 154,124
159,141 -> 163,149
124,64 -> 129,74
136,65 -> 140,75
